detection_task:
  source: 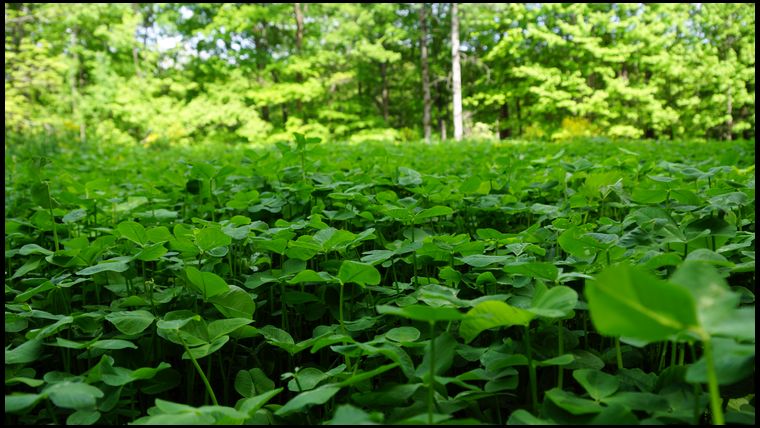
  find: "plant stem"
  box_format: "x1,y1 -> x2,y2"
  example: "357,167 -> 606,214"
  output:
557,322 -> 564,389
180,335 -> 219,406
615,337 -> 624,370
339,281 -> 351,370
524,325 -> 538,413
46,182 -> 60,251
701,335 -> 724,425
428,321 -> 436,425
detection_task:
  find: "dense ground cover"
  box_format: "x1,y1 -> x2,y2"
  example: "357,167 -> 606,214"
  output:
4,137 -> 755,425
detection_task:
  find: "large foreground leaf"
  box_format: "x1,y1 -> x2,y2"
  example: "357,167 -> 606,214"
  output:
585,264 -> 699,343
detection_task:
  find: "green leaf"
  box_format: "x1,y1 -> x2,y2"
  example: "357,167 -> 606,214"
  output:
275,384 -> 341,416
669,261 -> 751,340
536,354 -> 576,367
288,367 -> 328,392
196,227 -> 232,253
183,335 -> 230,360
413,206 -> 453,223
600,392 -> 669,412
30,181 -> 56,208
685,338 -> 754,385
5,339 -> 42,365
504,262 -> 559,281
5,393 -> 43,413
338,261 -> 380,287
136,243 -> 168,261
327,404 -> 378,425
458,254 -> 511,267
544,388 -> 604,415
66,410 -> 101,425
572,369 -> 620,401
385,326 -> 421,342
209,285 -> 255,319
11,258 -> 42,279
62,209 -> 88,224
288,269 -> 336,284
416,333 -> 456,378
117,221 -> 148,246
14,280 -> 55,303
529,286 -> 578,318
90,339 -> 138,350
237,388 -> 283,417
76,261 -> 129,276
376,304 -> 464,322
46,382 -> 104,410
105,310 -> 155,335
507,409 -> 556,424
18,244 -> 53,256
585,264 -> 699,343
185,266 -> 229,299
631,187 -> 667,204
459,301 -> 535,343
207,318 -> 253,341
558,226 -> 608,258
235,368 -> 275,398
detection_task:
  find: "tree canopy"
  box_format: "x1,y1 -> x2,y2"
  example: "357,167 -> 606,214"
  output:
5,3 -> 755,145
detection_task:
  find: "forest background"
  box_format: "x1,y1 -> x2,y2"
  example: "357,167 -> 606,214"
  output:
5,3 -> 755,146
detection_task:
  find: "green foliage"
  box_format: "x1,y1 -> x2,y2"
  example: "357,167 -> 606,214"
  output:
4,131 -> 755,426
4,3 -> 754,146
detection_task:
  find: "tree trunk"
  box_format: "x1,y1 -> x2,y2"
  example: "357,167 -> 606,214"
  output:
726,85 -> 733,141
381,61 -> 389,122
419,3 -> 432,143
516,98 -> 522,136
132,47 -> 142,78
451,3 -> 463,141
437,81 -> 447,140
499,103 -> 511,140
294,3 -> 304,114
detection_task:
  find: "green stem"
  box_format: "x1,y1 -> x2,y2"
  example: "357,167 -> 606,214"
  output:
558,322 -> 564,389
701,336 -> 724,425
411,226 -> 418,286
46,182 -> 60,251
615,337 -> 624,370
179,335 -> 219,406
339,281 -> 351,370
339,282 -> 346,334
428,321 -> 436,425
45,399 -> 59,425
524,325 -> 538,413
658,342 -> 668,372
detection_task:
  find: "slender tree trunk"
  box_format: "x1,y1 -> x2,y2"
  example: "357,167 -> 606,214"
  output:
132,47 -> 142,78
451,3 -> 463,141
499,103 -> 511,140
420,3 -> 432,142
294,3 -> 304,115
726,85 -> 733,141
381,61 -> 389,122
516,98 -> 522,136
437,81 -> 447,140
